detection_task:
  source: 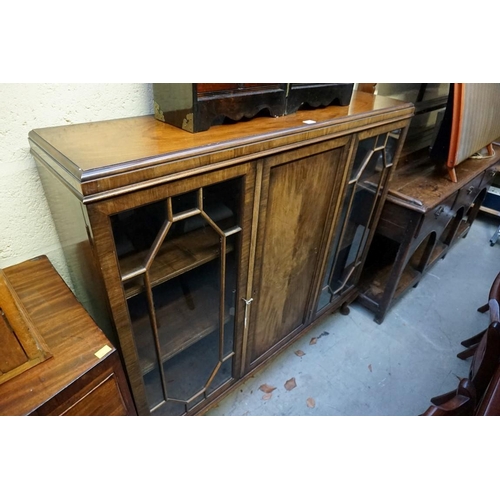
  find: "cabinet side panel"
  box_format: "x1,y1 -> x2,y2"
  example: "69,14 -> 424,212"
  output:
249,149 -> 341,362
35,161 -> 116,345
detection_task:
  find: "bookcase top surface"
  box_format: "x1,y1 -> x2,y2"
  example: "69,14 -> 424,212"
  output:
29,91 -> 413,200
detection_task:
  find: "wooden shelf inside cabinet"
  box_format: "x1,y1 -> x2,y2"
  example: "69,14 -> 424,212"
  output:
131,262 -> 234,375
411,227 -> 451,269
359,262 -> 421,307
120,223 -> 235,299
428,240 -> 448,266
457,217 -> 472,235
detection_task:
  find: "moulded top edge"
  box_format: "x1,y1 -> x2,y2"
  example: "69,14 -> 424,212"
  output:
29,92 -> 414,184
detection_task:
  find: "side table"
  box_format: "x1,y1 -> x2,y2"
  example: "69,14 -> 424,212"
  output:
0,255 -> 136,416
357,146 -> 500,324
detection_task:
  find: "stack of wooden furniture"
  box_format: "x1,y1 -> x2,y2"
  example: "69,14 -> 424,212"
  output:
0,256 -> 136,416
20,83 -> 500,416
28,90 -> 414,415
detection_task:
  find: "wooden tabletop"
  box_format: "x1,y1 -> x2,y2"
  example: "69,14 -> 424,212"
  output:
385,144 -> 500,212
0,256 -> 115,415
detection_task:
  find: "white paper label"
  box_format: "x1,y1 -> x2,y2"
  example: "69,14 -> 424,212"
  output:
94,344 -> 112,359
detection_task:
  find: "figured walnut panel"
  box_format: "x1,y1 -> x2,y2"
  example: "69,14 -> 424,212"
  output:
248,147 -> 342,363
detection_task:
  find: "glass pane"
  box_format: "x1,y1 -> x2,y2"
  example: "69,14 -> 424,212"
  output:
385,130 -> 401,167
207,358 -> 233,397
317,130 -> 400,313
171,189 -> 198,214
147,333 -> 234,416
154,261 -> 221,361
119,176 -> 242,414
111,200 -> 167,267
203,178 -> 240,230
350,137 -> 377,181
126,287 -> 163,410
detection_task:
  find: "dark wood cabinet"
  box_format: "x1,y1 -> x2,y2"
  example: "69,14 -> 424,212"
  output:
357,148 -> 500,324
29,92 -> 413,415
153,83 -> 287,133
153,83 -> 354,133
285,83 -> 355,114
0,256 -> 136,416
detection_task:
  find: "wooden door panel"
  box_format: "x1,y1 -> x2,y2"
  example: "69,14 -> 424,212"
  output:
88,163 -> 256,415
248,147 -> 343,364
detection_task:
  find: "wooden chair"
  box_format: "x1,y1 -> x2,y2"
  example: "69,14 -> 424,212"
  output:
458,272 -> 500,359
421,319 -> 500,415
475,363 -> 500,415
421,378 -> 476,416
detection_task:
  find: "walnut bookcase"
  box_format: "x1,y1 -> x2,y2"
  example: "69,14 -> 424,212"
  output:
29,91 -> 413,415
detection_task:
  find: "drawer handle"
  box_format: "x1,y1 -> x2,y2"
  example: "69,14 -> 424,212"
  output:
467,186 -> 475,195
435,206 -> 444,218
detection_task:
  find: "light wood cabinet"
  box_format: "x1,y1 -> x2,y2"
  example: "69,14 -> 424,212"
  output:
0,256 -> 136,416
29,92 -> 413,415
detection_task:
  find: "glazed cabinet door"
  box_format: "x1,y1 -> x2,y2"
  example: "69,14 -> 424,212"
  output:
244,137 -> 352,371
87,164 -> 255,415
314,124 -> 408,316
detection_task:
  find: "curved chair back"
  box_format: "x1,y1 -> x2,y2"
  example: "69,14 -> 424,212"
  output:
469,319 -> 500,399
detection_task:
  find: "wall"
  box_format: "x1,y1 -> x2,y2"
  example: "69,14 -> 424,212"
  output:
0,83 -> 154,288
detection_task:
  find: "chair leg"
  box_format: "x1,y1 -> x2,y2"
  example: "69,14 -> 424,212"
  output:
477,303 -> 490,313
457,345 -> 477,360
461,328 -> 486,347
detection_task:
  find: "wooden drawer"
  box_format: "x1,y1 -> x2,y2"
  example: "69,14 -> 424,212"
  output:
63,375 -> 126,416
376,203 -> 418,242
33,351 -> 135,416
417,193 -> 458,240
453,170 -> 488,210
